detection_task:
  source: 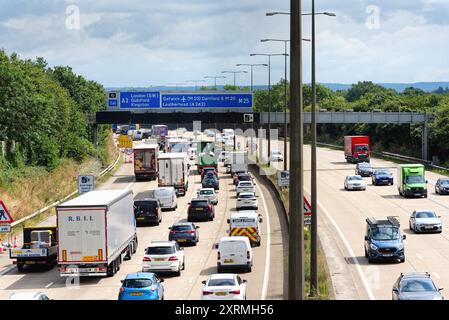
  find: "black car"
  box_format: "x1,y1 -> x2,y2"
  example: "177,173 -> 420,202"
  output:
202,175 -> 219,190
134,198 -> 162,226
435,178 -> 449,195
355,162 -> 373,177
168,222 -> 200,246
187,199 -> 215,222
235,173 -> 253,186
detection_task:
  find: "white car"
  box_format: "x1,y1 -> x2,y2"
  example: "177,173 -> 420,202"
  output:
344,175 -> 367,191
201,274 -> 247,300
153,187 -> 178,211
409,210 -> 443,233
269,150 -> 284,162
142,241 -> 185,276
236,181 -> 255,197
236,192 -> 258,210
197,188 -> 218,205
9,292 -> 51,300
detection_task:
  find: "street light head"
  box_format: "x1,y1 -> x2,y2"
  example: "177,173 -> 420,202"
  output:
302,38 -> 311,42
265,12 -> 277,16
249,54 -> 257,56
323,12 -> 336,17
260,39 -> 270,42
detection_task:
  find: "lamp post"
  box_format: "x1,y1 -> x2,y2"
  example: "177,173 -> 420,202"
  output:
204,76 -> 226,90
168,83 -> 185,91
268,5 -> 336,298
260,38 -> 310,171
250,53 -> 287,166
235,64 -> 268,92
221,71 -> 248,88
186,79 -> 206,91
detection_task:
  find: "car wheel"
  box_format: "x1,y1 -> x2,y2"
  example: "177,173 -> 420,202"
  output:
176,265 -> 181,276
217,266 -> 222,273
182,260 -> 185,270
247,266 -> 252,272
436,188 -> 439,194
367,257 -> 373,264
400,257 -> 405,263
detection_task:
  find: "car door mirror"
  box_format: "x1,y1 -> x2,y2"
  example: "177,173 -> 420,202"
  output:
196,226 -> 200,229
168,227 -> 172,230
214,243 -> 219,249
227,219 -> 230,224
392,288 -> 399,293
202,280 -> 206,285
120,280 -> 124,283
160,279 -> 165,283
426,180 -> 428,183
438,216 -> 441,218
364,236 -> 369,241
402,235 -> 406,240
259,218 -> 263,223
243,279 -> 247,283
439,288 -> 444,291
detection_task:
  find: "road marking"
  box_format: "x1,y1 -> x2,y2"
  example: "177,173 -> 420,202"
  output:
0,265 -> 15,277
255,181 -> 271,301
188,276 -> 194,284
304,187 -> 375,300
416,253 -> 423,260
433,272 -> 441,279
126,182 -> 135,190
45,282 -> 54,289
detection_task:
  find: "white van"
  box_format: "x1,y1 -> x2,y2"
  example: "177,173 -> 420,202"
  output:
153,187 -> 178,211
216,236 -> 253,273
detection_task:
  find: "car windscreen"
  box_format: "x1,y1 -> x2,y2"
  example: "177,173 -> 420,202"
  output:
376,171 -> 390,175
191,200 -> 208,207
348,176 -> 363,181
239,182 -> 253,187
405,175 -> 425,184
200,190 -> 214,195
371,226 -> 399,240
355,145 -> 369,152
238,176 -> 252,181
400,279 -> 436,292
208,279 -> 236,286
440,179 -> 449,185
123,279 -> 153,288
134,201 -> 157,212
154,190 -> 171,197
238,194 -> 255,199
146,246 -> 175,255
415,211 -> 437,219
172,225 -> 193,231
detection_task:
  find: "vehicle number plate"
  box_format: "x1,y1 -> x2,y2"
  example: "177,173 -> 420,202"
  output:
131,292 -> 143,296
137,217 -> 145,220
215,292 -> 227,296
177,239 -> 187,242
224,259 -> 234,263
383,253 -> 393,257
414,194 -> 421,196
155,258 -> 165,261
425,226 -> 434,229
25,261 -> 36,264
196,208 -> 204,211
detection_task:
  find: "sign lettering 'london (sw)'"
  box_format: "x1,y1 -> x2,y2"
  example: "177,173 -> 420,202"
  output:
107,92 -> 253,110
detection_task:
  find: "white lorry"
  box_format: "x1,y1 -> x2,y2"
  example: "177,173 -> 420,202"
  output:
56,189 -> 138,277
157,152 -> 189,196
167,138 -> 190,153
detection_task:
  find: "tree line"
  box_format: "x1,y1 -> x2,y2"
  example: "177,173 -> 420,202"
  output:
0,50 -> 109,175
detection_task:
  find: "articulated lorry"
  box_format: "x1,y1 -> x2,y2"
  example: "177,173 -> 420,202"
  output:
197,141 -> 218,174
133,144 -> 159,181
158,152 -> 189,196
344,136 -> 370,163
10,226 -> 58,271
57,189 -> 138,277
397,164 -> 428,198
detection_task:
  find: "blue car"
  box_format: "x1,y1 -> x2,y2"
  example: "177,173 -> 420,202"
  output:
372,169 -> 394,186
118,272 -> 165,300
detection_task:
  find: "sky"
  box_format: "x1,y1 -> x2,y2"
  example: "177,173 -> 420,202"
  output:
0,0 -> 448,87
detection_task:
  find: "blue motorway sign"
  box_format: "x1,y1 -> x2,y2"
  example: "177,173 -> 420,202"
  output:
161,93 -> 252,109
119,92 -> 160,109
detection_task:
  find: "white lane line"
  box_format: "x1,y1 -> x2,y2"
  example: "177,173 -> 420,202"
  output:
45,282 -> 54,289
304,187 -> 375,300
416,253 -> 423,260
126,182 -> 135,190
188,276 -> 194,284
0,265 -> 15,277
255,181 -> 271,301
433,272 -> 441,279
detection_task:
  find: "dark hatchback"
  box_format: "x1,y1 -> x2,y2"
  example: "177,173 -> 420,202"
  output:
168,222 -> 200,246
202,175 -> 219,190
234,173 -> 253,186
134,198 -> 162,226
435,178 -> 449,195
187,199 -> 215,222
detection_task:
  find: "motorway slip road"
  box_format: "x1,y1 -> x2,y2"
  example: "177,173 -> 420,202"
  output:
0,133 -> 287,300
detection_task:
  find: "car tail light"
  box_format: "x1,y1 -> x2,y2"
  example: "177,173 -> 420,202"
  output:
203,291 -> 213,296
247,251 -> 250,259
119,287 -> 125,293
143,257 -> 151,262
230,290 -> 240,295
186,230 -> 195,234
168,256 -> 178,261
208,205 -> 212,211
169,230 -> 176,235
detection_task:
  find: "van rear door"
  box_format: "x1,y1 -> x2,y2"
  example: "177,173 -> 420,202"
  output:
219,241 -> 247,265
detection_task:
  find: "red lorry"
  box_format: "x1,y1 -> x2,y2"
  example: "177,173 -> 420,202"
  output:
344,136 -> 370,163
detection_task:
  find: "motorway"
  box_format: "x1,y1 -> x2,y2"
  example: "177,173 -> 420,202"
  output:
237,133 -> 449,300
0,131 -> 287,300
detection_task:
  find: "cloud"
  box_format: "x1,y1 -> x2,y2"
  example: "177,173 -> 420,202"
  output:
0,0 -> 448,86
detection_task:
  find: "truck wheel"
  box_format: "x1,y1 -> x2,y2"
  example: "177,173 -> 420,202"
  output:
133,239 -> 138,253
17,264 -> 24,272
247,266 -> 252,272
107,263 -> 114,277
125,244 -> 132,260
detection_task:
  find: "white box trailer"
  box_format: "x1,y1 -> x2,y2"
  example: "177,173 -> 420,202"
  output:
56,189 -> 138,277
157,152 -> 189,196
168,138 -> 189,153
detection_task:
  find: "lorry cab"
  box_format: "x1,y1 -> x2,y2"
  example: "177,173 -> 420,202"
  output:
364,216 -> 406,263
344,136 -> 370,163
397,164 -> 428,198
227,211 -> 262,247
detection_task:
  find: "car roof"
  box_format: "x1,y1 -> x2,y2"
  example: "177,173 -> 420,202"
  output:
147,241 -> 175,247
173,222 -> 194,227
219,236 -> 250,243
238,192 -> 255,196
399,272 -> 432,280
414,210 -> 436,214
125,272 -> 155,280
208,273 -> 236,280
231,211 -> 259,218
154,187 -> 175,191
238,180 -> 253,184
9,292 -> 46,300
134,198 -> 158,202
191,198 -> 208,201
366,216 -> 400,227
199,188 -> 215,192
347,175 -> 362,178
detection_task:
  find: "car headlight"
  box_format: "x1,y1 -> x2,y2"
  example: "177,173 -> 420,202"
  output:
370,244 -> 378,251
397,243 -> 404,250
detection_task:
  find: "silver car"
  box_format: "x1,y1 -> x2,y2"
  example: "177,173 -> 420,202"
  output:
197,188 -> 218,205
236,192 -> 258,210
409,210 -> 442,233
344,175 -> 367,191
392,272 -> 444,300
